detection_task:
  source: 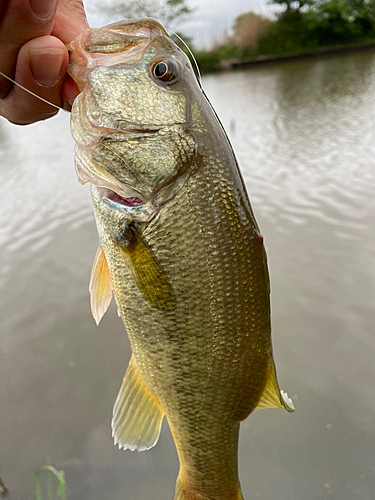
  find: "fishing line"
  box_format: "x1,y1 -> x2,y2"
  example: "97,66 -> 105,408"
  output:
0,70 -> 69,113
166,28 -> 203,88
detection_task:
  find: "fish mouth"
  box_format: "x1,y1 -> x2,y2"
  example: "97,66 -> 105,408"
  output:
94,186 -> 158,224
121,128 -> 159,134
100,188 -> 145,210
101,128 -> 161,136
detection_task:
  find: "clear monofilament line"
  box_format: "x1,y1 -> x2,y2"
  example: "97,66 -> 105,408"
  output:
0,71 -> 69,113
166,29 -> 202,88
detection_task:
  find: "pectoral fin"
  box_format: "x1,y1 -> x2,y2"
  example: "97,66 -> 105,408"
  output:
112,355 -> 165,451
116,226 -> 174,310
255,358 -> 295,413
89,245 -> 113,325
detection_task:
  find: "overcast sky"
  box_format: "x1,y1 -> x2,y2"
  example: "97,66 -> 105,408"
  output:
86,0 -> 275,49
178,0 -> 273,47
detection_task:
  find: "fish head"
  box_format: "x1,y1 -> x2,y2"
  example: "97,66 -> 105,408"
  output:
68,18 -> 202,224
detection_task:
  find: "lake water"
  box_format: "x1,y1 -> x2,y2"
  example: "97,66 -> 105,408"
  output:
1,51 -> 375,500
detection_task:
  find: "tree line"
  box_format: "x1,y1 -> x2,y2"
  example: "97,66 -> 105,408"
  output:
194,0 -> 375,69
260,0 -> 375,54
96,0 -> 375,69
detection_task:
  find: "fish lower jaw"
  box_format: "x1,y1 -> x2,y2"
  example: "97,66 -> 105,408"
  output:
74,149 -> 152,211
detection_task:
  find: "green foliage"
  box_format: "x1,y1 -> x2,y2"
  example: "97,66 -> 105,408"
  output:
258,0 -> 375,54
216,45 -> 241,59
312,0 -> 374,43
272,0 -> 315,14
258,14 -> 318,54
34,466 -> 67,500
193,50 -> 222,71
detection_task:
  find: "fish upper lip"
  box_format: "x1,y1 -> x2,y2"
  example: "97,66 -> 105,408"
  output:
88,123 -> 162,136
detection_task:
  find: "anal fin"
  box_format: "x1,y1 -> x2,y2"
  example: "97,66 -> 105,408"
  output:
89,245 -> 113,325
112,355 -> 165,451
255,357 -> 295,413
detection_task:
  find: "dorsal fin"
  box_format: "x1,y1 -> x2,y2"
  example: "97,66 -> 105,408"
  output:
112,355 -> 165,451
256,357 -> 295,413
89,245 -> 113,325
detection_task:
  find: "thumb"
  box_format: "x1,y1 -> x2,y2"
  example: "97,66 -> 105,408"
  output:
0,36 -> 69,125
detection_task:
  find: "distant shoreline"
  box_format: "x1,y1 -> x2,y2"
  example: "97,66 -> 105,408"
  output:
207,42 -> 375,72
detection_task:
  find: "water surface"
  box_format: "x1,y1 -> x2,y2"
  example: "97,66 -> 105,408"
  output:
1,51 -> 375,499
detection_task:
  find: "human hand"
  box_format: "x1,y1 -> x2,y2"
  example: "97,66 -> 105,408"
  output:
0,0 -> 88,125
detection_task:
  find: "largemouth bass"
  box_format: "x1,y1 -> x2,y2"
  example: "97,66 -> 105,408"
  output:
68,18 -> 294,500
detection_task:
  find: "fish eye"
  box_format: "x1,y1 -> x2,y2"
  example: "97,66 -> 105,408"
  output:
151,60 -> 179,84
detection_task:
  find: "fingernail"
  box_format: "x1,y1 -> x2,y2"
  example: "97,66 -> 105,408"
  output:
29,48 -> 64,87
29,0 -> 57,20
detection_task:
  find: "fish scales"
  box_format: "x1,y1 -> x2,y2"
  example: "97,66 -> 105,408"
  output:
68,18 -> 294,500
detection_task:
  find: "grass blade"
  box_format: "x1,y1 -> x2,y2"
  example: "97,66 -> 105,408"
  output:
34,466 -> 67,500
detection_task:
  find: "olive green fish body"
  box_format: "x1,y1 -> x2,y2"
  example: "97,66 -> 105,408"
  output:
68,19 -> 294,500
